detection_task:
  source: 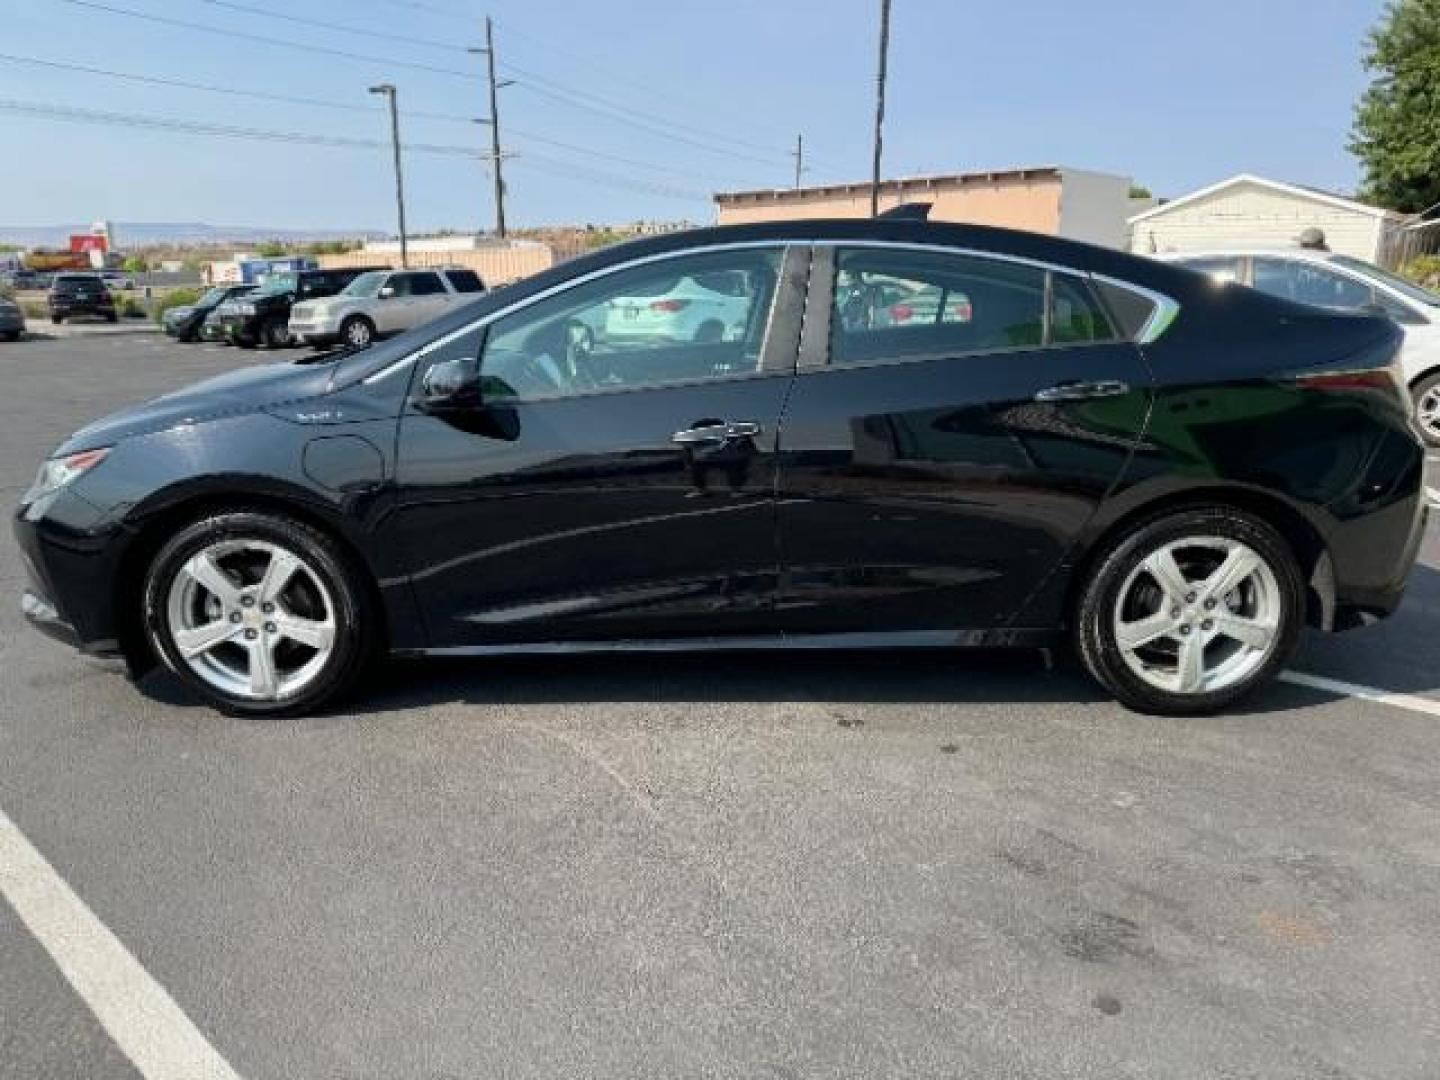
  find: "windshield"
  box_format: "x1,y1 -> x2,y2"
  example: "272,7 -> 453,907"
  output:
198,287 -> 229,306
252,273 -> 298,296
341,271 -> 388,298
1330,255 -> 1440,308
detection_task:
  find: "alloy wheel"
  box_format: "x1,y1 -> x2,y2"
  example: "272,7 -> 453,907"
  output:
345,319 -> 373,348
1112,536 -> 1281,695
164,539 -> 337,701
1417,385 -> 1440,441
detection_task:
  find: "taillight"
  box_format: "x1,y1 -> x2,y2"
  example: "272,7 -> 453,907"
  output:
649,299 -> 689,313
952,299 -> 973,321
1290,368 -> 1401,394
888,303 -> 913,323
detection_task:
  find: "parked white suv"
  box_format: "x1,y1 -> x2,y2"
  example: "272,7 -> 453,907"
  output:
289,267 -> 486,349
1160,248 -> 1440,446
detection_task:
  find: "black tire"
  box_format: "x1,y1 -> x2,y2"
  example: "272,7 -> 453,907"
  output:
106,312 -> 118,323
693,319 -> 724,343
260,317 -> 290,349
340,315 -> 376,350
142,510 -> 378,717
0,330 -> 19,342
1410,371 -> 1440,449
51,315 -> 63,325
1075,506 -> 1304,716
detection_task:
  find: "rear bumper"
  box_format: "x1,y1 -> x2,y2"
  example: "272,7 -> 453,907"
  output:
1323,430 -> 1430,630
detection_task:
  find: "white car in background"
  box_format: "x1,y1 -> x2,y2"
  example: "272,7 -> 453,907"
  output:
1160,248 -> 1440,446
590,269 -> 754,347
288,267 -> 486,349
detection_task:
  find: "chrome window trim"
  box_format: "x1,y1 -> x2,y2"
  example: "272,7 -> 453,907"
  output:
810,237 -> 1073,275
1090,273 -> 1181,344
363,240 -> 796,385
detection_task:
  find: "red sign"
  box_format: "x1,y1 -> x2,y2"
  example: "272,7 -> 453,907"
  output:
69,234 -> 108,254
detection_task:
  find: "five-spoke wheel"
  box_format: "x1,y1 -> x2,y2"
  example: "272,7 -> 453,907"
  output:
144,511 -> 373,716
1077,507 -> 1303,715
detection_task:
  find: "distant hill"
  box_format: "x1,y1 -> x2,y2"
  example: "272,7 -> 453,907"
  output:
0,222 -> 385,248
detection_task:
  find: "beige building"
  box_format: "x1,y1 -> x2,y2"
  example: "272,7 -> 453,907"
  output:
319,236 -> 553,285
1128,174 -> 1405,263
714,166 -> 1135,248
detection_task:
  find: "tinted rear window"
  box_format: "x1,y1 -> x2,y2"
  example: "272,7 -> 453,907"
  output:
445,269 -> 485,293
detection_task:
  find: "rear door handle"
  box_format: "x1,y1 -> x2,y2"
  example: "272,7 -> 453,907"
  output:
670,421 -> 762,445
1034,380 -> 1130,402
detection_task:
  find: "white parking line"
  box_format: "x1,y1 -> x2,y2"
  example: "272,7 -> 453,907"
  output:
0,807 -> 242,1080
1427,486 -> 1440,509
1280,670 -> 1440,718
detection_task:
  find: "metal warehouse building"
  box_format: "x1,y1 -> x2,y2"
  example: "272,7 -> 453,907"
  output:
714,166 -> 1136,249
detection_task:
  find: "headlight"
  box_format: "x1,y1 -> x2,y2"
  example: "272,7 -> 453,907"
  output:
24,448 -> 111,503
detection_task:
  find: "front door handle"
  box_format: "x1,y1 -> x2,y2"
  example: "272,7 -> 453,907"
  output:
671,421 -> 762,445
1034,380 -> 1130,403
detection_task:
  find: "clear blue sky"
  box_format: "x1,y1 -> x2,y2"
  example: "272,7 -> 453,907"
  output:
0,0 -> 1387,233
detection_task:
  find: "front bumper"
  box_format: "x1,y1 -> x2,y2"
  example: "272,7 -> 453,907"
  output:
14,497 -> 127,659
219,313 -> 260,343
51,301 -> 116,319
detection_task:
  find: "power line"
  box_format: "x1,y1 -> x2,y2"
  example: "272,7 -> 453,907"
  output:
0,52 -> 733,183
195,0 -> 471,54
500,59 -> 794,161
0,97 -> 485,155
0,97 -> 710,202
491,16 -> 841,172
53,0 -> 478,80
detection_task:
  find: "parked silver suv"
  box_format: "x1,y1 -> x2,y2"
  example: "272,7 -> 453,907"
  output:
288,267 -> 486,349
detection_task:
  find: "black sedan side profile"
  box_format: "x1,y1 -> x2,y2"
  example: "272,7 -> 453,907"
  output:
14,217 -> 1427,717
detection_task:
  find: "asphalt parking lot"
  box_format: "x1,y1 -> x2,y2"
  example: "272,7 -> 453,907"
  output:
2,334 -> 1439,1079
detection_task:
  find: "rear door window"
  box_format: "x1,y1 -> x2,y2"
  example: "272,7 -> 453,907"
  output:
829,248 -> 1113,364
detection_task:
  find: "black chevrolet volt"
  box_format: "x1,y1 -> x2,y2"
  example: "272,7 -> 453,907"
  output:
14,217 -> 1428,716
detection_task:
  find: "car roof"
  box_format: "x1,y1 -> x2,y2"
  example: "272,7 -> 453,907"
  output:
1158,248 -> 1339,263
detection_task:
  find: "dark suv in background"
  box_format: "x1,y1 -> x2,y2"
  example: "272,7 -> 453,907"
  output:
163,284 -> 257,343
48,273 -> 117,324
216,267 -> 385,349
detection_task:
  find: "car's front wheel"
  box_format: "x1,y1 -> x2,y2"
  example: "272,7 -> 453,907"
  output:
1076,507 -> 1303,715
143,511 -> 376,716
1411,371 -> 1440,449
260,317 -> 290,349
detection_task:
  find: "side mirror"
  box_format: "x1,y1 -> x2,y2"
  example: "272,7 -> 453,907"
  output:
379,286 -> 397,299
418,357 -> 479,409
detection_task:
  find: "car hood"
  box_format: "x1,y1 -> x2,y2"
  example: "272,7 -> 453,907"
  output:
164,306 -> 196,321
56,361 -> 336,454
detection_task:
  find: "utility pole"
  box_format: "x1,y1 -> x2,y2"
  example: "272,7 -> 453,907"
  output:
368,83 -> 408,268
870,0 -> 892,217
792,133 -> 805,189
480,17 -> 508,238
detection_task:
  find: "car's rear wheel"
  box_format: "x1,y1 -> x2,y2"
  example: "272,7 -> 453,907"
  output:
143,511 -> 376,716
340,315 -> 375,349
1076,507 -> 1303,715
51,315 -> 63,325
0,331 -> 19,342
1411,371 -> 1440,449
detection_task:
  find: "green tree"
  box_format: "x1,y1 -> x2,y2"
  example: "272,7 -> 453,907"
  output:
122,255 -> 148,273
256,240 -> 289,258
1351,0 -> 1440,213
1128,184 -> 1153,200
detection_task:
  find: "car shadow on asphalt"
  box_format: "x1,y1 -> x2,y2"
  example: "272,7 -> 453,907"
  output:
136,646 -> 1321,719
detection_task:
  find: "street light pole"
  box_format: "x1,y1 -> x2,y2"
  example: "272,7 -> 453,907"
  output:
368,83 -> 409,269
870,0 -> 892,218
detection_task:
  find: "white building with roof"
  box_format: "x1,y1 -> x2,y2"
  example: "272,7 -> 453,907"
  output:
1129,174 -> 1405,263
